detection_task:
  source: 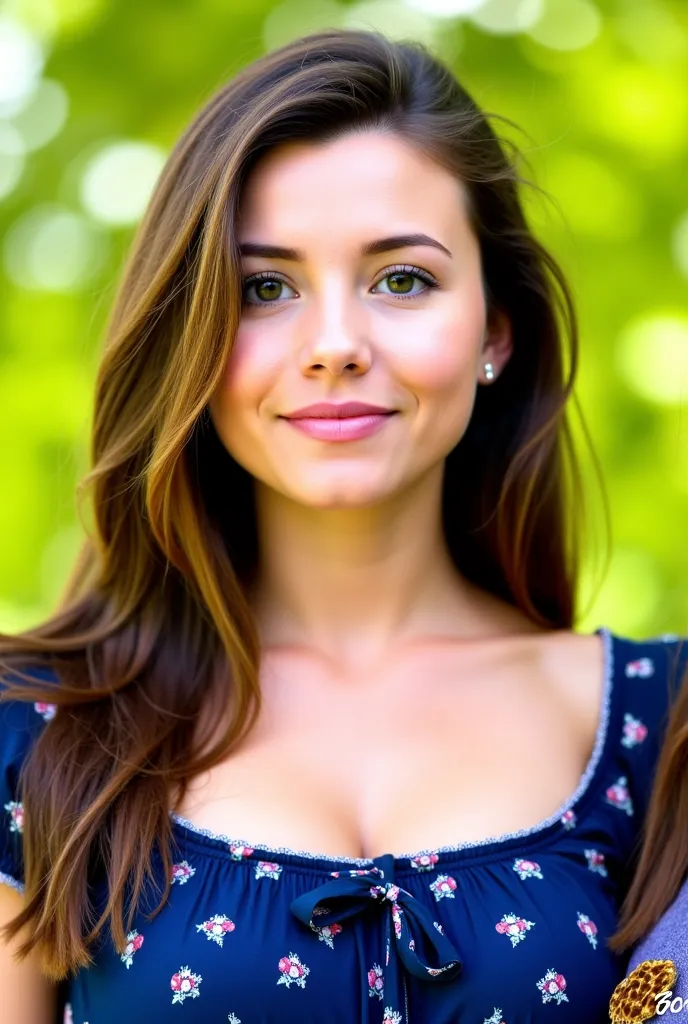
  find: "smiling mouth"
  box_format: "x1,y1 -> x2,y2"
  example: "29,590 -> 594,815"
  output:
281,411 -> 397,441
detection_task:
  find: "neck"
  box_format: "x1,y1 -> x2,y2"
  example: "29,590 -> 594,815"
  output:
247,465 -> 530,668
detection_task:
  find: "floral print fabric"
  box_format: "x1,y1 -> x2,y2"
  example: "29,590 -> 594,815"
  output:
1,632 -> 685,1023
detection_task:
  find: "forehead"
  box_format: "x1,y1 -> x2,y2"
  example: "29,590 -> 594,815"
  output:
238,131 -> 471,245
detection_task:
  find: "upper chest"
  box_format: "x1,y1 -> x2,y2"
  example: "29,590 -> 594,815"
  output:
176,633 -> 605,859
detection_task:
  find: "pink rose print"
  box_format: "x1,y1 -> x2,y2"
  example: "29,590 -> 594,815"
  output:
170,965 -> 202,1004
625,657 -> 654,678
429,874 -> 457,901
621,714 -> 648,749
382,1009 -> 403,1024
537,968 -> 569,1004
368,880 -> 405,905
560,809 -> 576,830
584,849 -> 608,877
120,929 -> 144,968
483,1009 -> 506,1024
606,776 -> 634,816
368,962 -> 384,1000
255,860 -> 282,881
577,911 -> 598,949
227,1015 -> 241,1024
196,913 -> 236,947
495,912 -> 535,947
171,860 -> 195,885
4,800 -> 23,834
62,1004 -> 91,1024
228,843 -> 254,860
513,858 -> 543,880
410,852 -> 439,872
310,921 -> 343,949
277,952 -> 310,988
368,881 -> 408,938
368,883 -> 401,902
34,701 -> 57,721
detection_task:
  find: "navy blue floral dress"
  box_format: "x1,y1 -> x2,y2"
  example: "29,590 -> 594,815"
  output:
1,629 -> 686,1024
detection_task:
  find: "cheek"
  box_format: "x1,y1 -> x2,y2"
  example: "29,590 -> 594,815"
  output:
391,319 -> 481,402
405,339 -> 472,390
215,328 -> 283,413
209,333 -> 283,466
390,287 -> 486,388
389,317 -> 484,445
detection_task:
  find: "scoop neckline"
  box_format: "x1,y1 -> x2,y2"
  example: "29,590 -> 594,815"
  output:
171,627 -> 616,871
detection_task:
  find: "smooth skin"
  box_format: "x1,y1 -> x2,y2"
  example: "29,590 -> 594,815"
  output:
0,884 -> 55,1021
183,130 -> 604,856
2,130 -> 604,1019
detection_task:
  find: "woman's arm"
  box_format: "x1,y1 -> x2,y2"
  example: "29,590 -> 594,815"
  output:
0,884 -> 57,1024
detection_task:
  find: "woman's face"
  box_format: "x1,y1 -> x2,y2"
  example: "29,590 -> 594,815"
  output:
210,130 -> 511,509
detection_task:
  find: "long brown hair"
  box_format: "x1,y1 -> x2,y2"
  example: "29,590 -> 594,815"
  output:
610,656 -> 688,952
1,28 -> 590,978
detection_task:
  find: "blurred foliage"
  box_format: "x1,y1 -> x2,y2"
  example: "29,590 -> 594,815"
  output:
0,0 -> 686,639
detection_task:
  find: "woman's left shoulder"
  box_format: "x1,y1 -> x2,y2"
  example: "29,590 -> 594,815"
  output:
605,631 -> 688,819
541,628 -> 685,743
610,630 -> 688,714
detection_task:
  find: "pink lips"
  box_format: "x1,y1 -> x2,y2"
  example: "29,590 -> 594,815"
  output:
280,402 -> 397,442
283,401 -> 394,419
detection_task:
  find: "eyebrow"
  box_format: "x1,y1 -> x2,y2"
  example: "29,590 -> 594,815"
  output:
238,233 -> 452,261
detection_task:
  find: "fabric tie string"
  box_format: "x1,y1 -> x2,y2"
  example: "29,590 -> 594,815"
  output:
290,853 -> 462,1022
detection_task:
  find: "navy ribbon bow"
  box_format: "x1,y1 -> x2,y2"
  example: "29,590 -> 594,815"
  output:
291,853 -> 462,1020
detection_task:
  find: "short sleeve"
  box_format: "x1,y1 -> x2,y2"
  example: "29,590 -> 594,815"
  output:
0,667 -> 59,894
613,633 -> 688,829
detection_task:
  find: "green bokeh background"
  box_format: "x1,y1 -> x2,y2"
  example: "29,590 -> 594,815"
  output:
0,0 -> 686,640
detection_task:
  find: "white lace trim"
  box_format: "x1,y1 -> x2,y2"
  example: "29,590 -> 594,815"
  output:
0,870 -> 24,894
172,628 -> 615,865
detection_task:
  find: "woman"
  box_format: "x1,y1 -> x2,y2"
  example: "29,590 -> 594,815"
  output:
0,27 -> 685,1024
608,661 -> 688,1020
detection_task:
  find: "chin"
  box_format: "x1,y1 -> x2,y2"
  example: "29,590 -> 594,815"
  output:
299,492 -> 388,511
286,479 -> 395,510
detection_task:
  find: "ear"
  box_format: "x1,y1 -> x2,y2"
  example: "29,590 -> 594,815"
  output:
478,307 -> 513,385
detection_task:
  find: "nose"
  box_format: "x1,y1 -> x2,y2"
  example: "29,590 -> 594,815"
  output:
299,293 -> 372,378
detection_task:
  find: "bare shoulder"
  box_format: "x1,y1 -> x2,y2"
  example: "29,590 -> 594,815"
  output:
533,629 -> 607,745
535,628 -> 606,684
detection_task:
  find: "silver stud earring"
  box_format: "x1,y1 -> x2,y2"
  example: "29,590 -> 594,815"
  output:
484,362 -> 495,381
